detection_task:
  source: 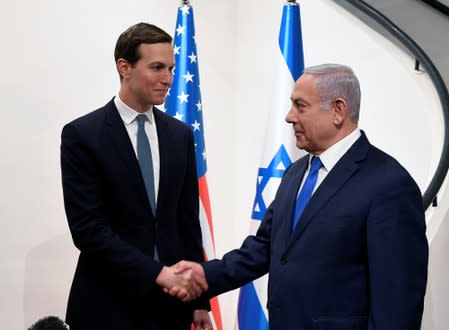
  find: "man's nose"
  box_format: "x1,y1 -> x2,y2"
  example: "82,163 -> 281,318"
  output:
285,107 -> 295,123
161,70 -> 173,85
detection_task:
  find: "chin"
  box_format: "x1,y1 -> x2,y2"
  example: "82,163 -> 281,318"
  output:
296,141 -> 306,150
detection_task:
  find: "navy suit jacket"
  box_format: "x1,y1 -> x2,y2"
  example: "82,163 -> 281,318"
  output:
204,132 -> 428,330
61,99 -> 207,330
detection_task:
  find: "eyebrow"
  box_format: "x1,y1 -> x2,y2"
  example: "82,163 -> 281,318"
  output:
150,61 -> 175,66
291,96 -> 309,104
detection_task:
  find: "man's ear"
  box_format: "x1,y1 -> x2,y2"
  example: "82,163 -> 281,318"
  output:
116,58 -> 131,80
333,98 -> 347,125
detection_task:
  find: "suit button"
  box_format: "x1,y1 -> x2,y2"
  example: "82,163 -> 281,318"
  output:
280,257 -> 287,265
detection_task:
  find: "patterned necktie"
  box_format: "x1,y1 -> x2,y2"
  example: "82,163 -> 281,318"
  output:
291,156 -> 322,232
136,114 -> 156,217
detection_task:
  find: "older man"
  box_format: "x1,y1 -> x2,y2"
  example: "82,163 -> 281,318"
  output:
174,64 -> 428,330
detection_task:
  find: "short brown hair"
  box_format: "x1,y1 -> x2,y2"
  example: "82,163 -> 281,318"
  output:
114,22 -> 172,65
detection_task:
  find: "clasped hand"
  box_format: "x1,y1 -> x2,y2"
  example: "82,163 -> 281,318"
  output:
156,261 -> 207,302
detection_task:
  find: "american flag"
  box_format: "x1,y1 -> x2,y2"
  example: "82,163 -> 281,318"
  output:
164,3 -> 223,330
236,1 -> 305,329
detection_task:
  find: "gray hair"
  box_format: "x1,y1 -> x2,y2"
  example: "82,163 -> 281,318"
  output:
303,64 -> 361,123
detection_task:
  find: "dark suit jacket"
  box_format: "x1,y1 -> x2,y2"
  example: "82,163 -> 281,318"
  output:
203,132 -> 428,330
61,99 -> 208,330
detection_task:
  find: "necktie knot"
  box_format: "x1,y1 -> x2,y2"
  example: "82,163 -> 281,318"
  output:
310,156 -> 322,173
136,114 -> 147,127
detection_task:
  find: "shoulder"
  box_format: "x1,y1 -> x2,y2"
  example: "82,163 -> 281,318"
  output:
364,144 -> 421,195
64,99 -> 113,129
347,131 -> 418,189
153,107 -> 193,137
367,144 -> 410,175
154,107 -> 191,129
61,99 -> 114,140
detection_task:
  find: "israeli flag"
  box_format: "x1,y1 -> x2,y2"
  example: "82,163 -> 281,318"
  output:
236,2 -> 305,329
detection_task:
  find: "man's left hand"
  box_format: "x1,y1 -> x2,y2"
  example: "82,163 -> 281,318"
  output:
193,310 -> 213,330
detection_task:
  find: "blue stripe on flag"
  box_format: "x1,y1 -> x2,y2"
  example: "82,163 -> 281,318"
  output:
279,2 -> 304,81
238,283 -> 268,330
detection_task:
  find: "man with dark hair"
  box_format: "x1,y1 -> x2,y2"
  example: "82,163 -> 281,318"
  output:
114,23 -> 173,80
173,64 -> 428,330
28,316 -> 69,330
61,22 -> 212,330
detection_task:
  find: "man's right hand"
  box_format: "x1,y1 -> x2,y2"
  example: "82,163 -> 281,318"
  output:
155,261 -> 208,302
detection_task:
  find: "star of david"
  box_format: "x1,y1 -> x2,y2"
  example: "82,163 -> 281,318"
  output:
251,145 -> 292,220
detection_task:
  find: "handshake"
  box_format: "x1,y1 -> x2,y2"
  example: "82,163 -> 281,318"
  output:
156,261 -> 208,302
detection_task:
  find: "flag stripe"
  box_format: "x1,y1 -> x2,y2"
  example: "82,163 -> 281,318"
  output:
209,295 -> 223,330
165,4 -> 223,330
279,2 -> 305,81
238,283 -> 269,330
199,176 -> 216,248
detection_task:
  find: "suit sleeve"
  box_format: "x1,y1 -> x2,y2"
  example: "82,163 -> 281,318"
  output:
366,171 -> 428,330
61,123 -> 163,298
202,203 -> 272,297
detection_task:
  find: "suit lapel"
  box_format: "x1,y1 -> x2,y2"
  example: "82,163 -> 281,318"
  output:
103,100 -> 153,214
285,132 -> 371,250
278,157 -> 308,249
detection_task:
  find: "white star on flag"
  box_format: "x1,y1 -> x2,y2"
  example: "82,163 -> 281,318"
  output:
174,112 -> 184,120
177,91 -> 189,103
174,45 -> 181,55
176,24 -> 185,36
188,52 -> 197,63
196,101 -> 202,111
180,6 -> 190,15
191,120 -> 201,131
183,71 -> 194,83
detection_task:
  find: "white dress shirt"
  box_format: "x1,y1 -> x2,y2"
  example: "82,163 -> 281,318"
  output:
298,128 -> 362,195
114,95 -> 160,201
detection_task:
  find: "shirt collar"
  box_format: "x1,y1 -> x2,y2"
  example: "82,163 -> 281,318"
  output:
309,128 -> 361,172
114,95 -> 154,125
